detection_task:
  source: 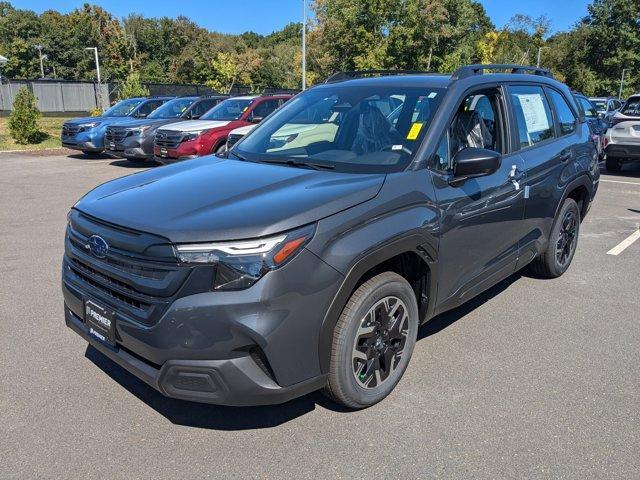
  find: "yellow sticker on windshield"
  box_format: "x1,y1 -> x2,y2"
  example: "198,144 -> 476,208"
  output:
406,122 -> 423,140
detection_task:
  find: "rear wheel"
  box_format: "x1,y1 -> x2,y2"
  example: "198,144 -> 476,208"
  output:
529,198 -> 580,278
605,156 -> 622,172
322,272 -> 419,409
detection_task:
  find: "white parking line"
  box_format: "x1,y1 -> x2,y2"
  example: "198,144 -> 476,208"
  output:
607,229 -> 640,256
600,179 -> 640,186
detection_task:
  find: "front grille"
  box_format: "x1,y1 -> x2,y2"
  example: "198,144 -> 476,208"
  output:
226,134 -> 243,148
63,210 -> 210,326
154,130 -> 184,149
62,124 -> 80,136
105,126 -> 129,144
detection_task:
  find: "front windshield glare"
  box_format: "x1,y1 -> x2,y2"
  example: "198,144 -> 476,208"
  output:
234,85 -> 444,173
202,98 -> 254,121
148,98 -> 196,119
103,99 -> 144,117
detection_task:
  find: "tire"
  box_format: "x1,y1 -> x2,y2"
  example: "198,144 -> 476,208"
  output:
605,156 -> 621,172
528,198 -> 580,278
322,272 -> 419,409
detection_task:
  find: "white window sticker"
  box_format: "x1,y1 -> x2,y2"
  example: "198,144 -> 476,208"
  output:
516,94 -> 550,132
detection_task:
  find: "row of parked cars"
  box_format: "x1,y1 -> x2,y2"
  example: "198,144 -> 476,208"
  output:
573,93 -> 640,172
62,89 -> 640,173
61,92 -> 294,164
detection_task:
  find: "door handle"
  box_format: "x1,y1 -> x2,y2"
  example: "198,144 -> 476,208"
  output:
508,165 -> 523,190
558,150 -> 572,162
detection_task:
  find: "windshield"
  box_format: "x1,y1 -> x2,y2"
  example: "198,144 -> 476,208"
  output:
578,97 -> 598,118
233,85 -> 445,173
103,99 -> 144,117
148,98 -> 196,119
201,98 -> 254,121
620,97 -> 640,117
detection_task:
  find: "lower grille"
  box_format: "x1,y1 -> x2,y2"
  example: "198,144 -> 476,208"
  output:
62,124 -> 80,136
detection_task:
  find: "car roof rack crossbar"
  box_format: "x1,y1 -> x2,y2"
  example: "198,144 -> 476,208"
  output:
325,70 -> 434,83
451,64 -> 553,81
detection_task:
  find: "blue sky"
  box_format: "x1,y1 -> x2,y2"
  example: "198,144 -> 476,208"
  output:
12,0 -> 593,35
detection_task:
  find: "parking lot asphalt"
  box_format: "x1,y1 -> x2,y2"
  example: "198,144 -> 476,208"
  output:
1,151 -> 639,479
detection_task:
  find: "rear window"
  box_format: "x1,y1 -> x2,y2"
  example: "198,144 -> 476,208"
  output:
620,97 -> 640,117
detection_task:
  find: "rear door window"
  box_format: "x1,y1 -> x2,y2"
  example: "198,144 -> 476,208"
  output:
577,97 -> 598,118
548,90 -> 577,135
509,86 -> 555,149
621,97 -> 640,117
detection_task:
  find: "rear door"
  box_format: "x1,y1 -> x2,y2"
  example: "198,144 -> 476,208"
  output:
506,84 -> 568,261
432,86 -> 527,308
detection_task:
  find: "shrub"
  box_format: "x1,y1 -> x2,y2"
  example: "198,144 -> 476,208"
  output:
118,72 -> 149,100
89,107 -> 103,117
8,87 -> 41,144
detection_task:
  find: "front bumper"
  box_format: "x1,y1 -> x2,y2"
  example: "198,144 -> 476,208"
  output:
65,306 -> 326,405
106,136 -> 153,160
62,137 -> 103,152
62,227 -> 342,406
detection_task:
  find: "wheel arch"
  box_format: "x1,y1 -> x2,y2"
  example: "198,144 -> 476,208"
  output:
317,234 -> 437,374
555,174 -> 593,222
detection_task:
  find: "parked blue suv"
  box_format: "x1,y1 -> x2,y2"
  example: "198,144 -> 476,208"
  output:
61,97 -> 172,155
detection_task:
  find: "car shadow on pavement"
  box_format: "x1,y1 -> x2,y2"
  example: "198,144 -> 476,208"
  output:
84,271 -> 524,431
109,159 -> 159,169
599,161 -> 640,177
67,152 -> 114,160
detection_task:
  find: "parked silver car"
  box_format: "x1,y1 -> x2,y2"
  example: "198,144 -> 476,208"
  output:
589,96 -> 622,122
603,94 -> 640,171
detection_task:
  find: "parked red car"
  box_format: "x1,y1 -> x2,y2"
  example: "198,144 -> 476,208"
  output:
153,94 -> 292,163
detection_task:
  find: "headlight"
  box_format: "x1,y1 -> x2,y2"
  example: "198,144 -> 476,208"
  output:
183,130 -> 207,142
175,224 -> 315,290
78,122 -> 100,131
129,126 -> 151,136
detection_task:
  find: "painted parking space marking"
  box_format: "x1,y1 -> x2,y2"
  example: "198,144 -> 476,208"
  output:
600,179 -> 640,186
607,229 -> 640,256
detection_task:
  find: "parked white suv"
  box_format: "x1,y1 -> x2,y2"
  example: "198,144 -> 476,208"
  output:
603,94 -> 640,171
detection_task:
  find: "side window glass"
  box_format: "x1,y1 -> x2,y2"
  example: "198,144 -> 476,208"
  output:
138,101 -> 161,116
252,100 -> 280,119
579,98 -> 597,118
509,86 -> 555,149
548,90 -> 577,135
190,100 -> 213,118
449,91 -> 502,159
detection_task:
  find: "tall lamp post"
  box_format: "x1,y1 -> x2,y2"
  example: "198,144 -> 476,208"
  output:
302,0 -> 307,90
536,46 -> 549,68
619,68 -> 630,100
85,47 -> 103,109
34,45 -> 45,78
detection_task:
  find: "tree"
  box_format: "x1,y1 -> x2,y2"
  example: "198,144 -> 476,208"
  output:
118,71 -> 149,99
8,87 -> 40,144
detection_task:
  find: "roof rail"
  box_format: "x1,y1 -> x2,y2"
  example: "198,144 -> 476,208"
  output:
325,70 -> 434,83
451,64 -> 553,81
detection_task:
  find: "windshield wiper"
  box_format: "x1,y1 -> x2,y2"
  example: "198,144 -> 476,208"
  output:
260,157 -> 335,170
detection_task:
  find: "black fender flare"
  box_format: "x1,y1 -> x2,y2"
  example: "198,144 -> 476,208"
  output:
317,233 -> 437,374
554,173 -> 594,221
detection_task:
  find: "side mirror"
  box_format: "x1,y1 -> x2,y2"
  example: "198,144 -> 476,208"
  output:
250,115 -> 263,124
452,147 -> 501,180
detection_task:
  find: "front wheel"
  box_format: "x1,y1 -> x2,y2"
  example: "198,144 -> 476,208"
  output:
528,198 -> 580,278
322,272 -> 419,409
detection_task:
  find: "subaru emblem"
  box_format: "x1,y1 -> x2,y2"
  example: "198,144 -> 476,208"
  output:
87,235 -> 109,259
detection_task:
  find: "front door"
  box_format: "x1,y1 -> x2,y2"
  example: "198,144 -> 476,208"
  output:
431,87 -> 527,311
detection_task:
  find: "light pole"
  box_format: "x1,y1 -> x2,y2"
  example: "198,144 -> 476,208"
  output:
302,0 -> 307,90
619,68 -> 630,100
536,46 -> 549,68
34,45 -> 45,78
85,47 -> 103,110
85,47 -> 101,84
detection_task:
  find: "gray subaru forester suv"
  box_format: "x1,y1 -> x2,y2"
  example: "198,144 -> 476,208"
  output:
62,65 -> 599,409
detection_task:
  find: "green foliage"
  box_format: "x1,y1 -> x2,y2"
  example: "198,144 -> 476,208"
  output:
118,71 -> 149,100
8,87 -> 40,144
0,0 -> 638,96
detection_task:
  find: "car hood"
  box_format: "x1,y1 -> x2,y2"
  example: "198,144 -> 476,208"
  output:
161,119 -> 231,133
75,157 -> 385,243
106,118 -> 177,129
65,116 -> 130,126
